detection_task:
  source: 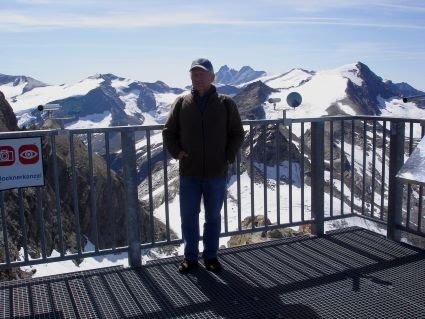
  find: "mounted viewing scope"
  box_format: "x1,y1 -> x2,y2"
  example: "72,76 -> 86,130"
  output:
268,98 -> 281,104
37,103 -> 62,112
36,103 -> 72,131
402,94 -> 425,103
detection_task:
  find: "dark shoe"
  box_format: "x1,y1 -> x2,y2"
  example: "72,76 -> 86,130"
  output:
178,259 -> 198,273
204,258 -> 223,273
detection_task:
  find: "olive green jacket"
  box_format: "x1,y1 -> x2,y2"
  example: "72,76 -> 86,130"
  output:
162,89 -> 244,178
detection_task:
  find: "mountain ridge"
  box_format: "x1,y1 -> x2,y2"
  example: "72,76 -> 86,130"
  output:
215,65 -> 267,86
1,61 -> 424,130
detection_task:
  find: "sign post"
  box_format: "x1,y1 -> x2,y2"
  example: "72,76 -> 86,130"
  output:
0,137 -> 45,190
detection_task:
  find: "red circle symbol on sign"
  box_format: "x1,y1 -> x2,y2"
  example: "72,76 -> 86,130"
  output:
19,144 -> 39,164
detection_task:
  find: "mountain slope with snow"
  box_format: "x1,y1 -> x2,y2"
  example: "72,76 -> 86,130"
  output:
0,73 -> 48,99
247,62 -> 425,121
2,73 -> 185,129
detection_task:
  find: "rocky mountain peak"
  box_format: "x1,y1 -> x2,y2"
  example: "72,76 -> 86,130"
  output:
87,73 -> 122,85
215,65 -> 266,86
0,90 -> 18,131
341,61 -> 403,115
143,81 -> 184,94
215,65 -> 237,85
0,74 -> 47,95
233,81 -> 277,120
239,65 -> 255,73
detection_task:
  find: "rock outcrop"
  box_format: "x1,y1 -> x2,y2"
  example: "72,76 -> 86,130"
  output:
234,81 -> 277,120
0,91 -> 18,131
227,215 -> 308,247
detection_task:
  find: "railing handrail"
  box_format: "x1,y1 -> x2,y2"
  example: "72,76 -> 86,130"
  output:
1,115 -> 423,138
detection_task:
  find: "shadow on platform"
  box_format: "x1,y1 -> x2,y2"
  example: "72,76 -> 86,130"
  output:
1,227 -> 425,318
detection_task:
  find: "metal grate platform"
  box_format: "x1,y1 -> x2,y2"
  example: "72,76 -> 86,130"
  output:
1,227 -> 425,318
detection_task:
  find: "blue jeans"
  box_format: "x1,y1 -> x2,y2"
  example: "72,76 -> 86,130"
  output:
179,175 -> 227,261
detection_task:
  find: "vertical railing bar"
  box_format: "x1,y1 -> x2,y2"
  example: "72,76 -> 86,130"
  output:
121,130 -> 141,267
1,191 -> 11,265
104,131 -> 116,250
301,122 -> 305,221
380,121 -> 387,221
162,134 -> 171,241
387,121 -> 404,241
223,124 -> 230,235
69,133 -> 82,256
288,123 -> 293,224
361,120 -> 367,216
329,121 -> 334,217
300,122 -> 305,221
223,171 -> 228,235
406,122 -> 413,229
275,123 -> 280,225
262,124 -> 268,228
18,188 -> 29,262
36,187 -> 47,260
340,120 -> 345,216
87,133 -> 99,252
249,124 -> 254,231
50,134 -> 64,256
351,119 -> 355,214
371,120 -> 377,218
418,125 -> 425,231
146,130 -> 155,245
236,150 -> 242,232
311,122 -> 325,236
418,189 -> 423,232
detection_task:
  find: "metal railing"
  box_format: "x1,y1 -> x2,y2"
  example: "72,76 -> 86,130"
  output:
1,115 -> 424,270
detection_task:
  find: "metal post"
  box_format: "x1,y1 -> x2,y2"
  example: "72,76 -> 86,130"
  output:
311,122 -> 325,236
387,121 -> 404,241
121,130 -> 141,267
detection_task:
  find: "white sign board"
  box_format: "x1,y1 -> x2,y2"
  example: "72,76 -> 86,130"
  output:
0,137 -> 45,190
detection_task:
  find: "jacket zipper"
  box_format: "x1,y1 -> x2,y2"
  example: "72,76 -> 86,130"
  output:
201,115 -> 206,178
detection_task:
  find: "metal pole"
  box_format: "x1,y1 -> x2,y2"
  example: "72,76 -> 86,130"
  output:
121,130 -> 141,267
311,122 -> 325,236
387,121 -> 404,241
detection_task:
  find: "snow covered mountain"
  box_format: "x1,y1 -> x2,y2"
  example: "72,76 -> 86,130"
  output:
2,61 -> 424,131
242,62 -> 425,120
0,73 -> 48,97
1,73 -> 185,129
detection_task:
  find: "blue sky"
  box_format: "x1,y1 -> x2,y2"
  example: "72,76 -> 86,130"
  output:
1,0 -> 425,90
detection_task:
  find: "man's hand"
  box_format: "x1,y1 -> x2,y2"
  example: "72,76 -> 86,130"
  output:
177,151 -> 188,160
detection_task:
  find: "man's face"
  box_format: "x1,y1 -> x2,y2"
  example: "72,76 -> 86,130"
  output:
190,68 -> 215,93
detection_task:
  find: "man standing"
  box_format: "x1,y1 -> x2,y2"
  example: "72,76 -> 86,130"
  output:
162,58 -> 244,273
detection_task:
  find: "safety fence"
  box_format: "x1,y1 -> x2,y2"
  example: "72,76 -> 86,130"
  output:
0,115 -> 424,269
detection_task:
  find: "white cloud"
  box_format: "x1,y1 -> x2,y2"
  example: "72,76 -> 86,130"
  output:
1,9 -> 424,31
256,0 -> 425,12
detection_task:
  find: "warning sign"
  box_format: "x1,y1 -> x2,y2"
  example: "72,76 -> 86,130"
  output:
0,137 -> 44,190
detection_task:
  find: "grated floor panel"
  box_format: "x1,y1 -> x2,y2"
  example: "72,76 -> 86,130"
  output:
1,227 -> 425,318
